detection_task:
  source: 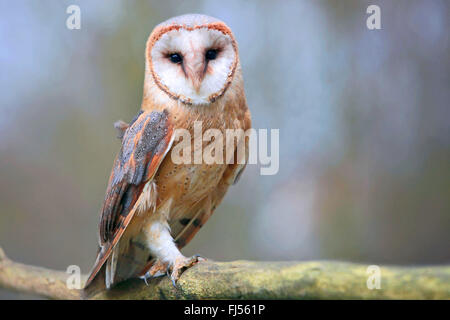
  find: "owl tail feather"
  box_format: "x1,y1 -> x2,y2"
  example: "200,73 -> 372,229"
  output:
83,239 -> 151,298
105,245 -> 119,289
82,246 -> 118,298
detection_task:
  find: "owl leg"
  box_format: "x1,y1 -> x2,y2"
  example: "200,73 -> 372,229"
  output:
144,220 -> 203,287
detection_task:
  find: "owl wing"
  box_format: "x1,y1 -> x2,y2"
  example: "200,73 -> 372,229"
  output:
84,109 -> 174,289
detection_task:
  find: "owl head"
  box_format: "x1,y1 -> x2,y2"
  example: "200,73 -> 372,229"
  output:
144,14 -> 239,106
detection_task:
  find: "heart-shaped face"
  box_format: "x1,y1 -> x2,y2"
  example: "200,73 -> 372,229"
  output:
147,14 -> 238,106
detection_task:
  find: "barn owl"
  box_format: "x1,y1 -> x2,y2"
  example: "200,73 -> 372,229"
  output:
84,14 -> 251,293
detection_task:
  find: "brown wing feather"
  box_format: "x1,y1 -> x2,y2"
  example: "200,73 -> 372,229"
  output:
84,109 -> 173,289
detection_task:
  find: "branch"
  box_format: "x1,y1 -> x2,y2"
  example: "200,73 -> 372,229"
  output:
0,247 -> 449,299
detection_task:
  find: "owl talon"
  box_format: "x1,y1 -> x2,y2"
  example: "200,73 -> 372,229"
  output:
139,259 -> 169,285
168,255 -> 203,287
193,254 -> 207,261
140,271 -> 152,286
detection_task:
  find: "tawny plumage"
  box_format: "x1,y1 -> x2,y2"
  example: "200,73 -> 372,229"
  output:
84,14 -> 251,294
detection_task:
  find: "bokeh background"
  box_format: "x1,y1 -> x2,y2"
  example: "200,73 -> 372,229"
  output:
0,0 -> 449,299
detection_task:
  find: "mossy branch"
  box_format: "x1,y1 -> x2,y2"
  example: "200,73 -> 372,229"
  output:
0,247 -> 449,299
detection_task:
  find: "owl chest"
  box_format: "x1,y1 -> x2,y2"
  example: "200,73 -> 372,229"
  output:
151,104 -> 245,213
154,150 -> 228,208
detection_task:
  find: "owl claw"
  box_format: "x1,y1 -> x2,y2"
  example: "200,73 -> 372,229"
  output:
142,255 -> 205,288
140,271 -> 152,286
166,265 -> 178,288
140,259 -> 169,285
193,254 -> 207,261
168,254 -> 204,287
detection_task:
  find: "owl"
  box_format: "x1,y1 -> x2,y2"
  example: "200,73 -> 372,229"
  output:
84,14 -> 251,293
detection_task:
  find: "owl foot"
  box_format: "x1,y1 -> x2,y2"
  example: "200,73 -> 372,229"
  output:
168,254 -> 205,288
140,259 -> 169,285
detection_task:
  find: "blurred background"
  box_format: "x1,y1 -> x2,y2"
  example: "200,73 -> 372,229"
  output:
0,0 -> 449,298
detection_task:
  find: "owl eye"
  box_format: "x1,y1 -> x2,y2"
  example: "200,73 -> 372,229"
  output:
205,49 -> 218,61
169,53 -> 182,64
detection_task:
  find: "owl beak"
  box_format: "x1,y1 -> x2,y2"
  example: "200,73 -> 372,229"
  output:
185,60 -> 205,93
191,74 -> 203,93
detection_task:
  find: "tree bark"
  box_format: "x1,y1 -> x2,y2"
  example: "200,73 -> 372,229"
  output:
0,247 -> 449,299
